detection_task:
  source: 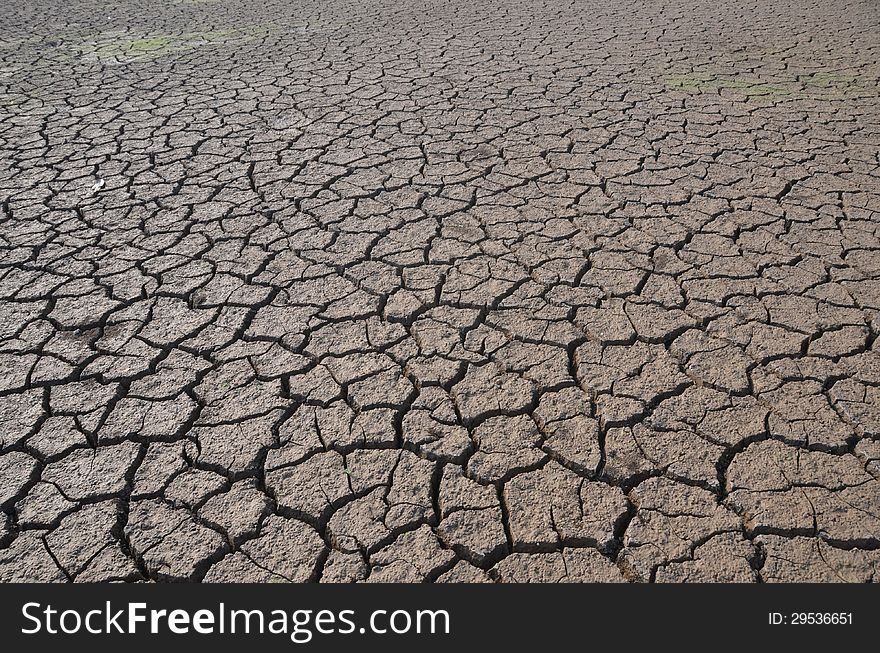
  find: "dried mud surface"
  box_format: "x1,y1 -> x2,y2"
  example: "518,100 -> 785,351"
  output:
1,0 -> 879,582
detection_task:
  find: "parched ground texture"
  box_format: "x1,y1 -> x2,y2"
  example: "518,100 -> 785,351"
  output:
1,0 -> 879,583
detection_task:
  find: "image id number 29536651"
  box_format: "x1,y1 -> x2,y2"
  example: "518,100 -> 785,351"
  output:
769,613 -> 853,625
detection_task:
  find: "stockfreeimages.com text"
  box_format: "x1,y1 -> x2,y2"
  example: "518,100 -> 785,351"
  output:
21,602 -> 450,643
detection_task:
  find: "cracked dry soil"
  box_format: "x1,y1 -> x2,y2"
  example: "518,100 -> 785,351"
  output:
1,0 -> 879,584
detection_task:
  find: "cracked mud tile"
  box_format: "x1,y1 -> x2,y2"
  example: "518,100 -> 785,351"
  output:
437,465 -> 507,566
402,387 -> 473,462
15,481 -> 77,528
493,549 -> 625,583
855,440 -> 880,481
654,533 -> 757,582
725,440 -> 880,543
830,377 -> 880,438
193,411 -> 282,475
604,423 -> 724,489
533,386 -> 601,475
503,461 -> 627,552
0,531 -> 66,582
367,525 -> 455,582
131,440 -> 198,496
759,381 -> 856,449
41,441 -> 141,501
44,500 -> 139,581
436,560 -> 493,583
265,450 -> 352,519
467,414 -> 547,483
320,549 -> 369,583
757,535 -> 880,583
125,499 -> 226,581
327,451 -> 435,554
204,515 -> 324,582
620,477 -> 743,582
451,363 -> 535,426
0,450 -> 38,505
198,479 -> 271,544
